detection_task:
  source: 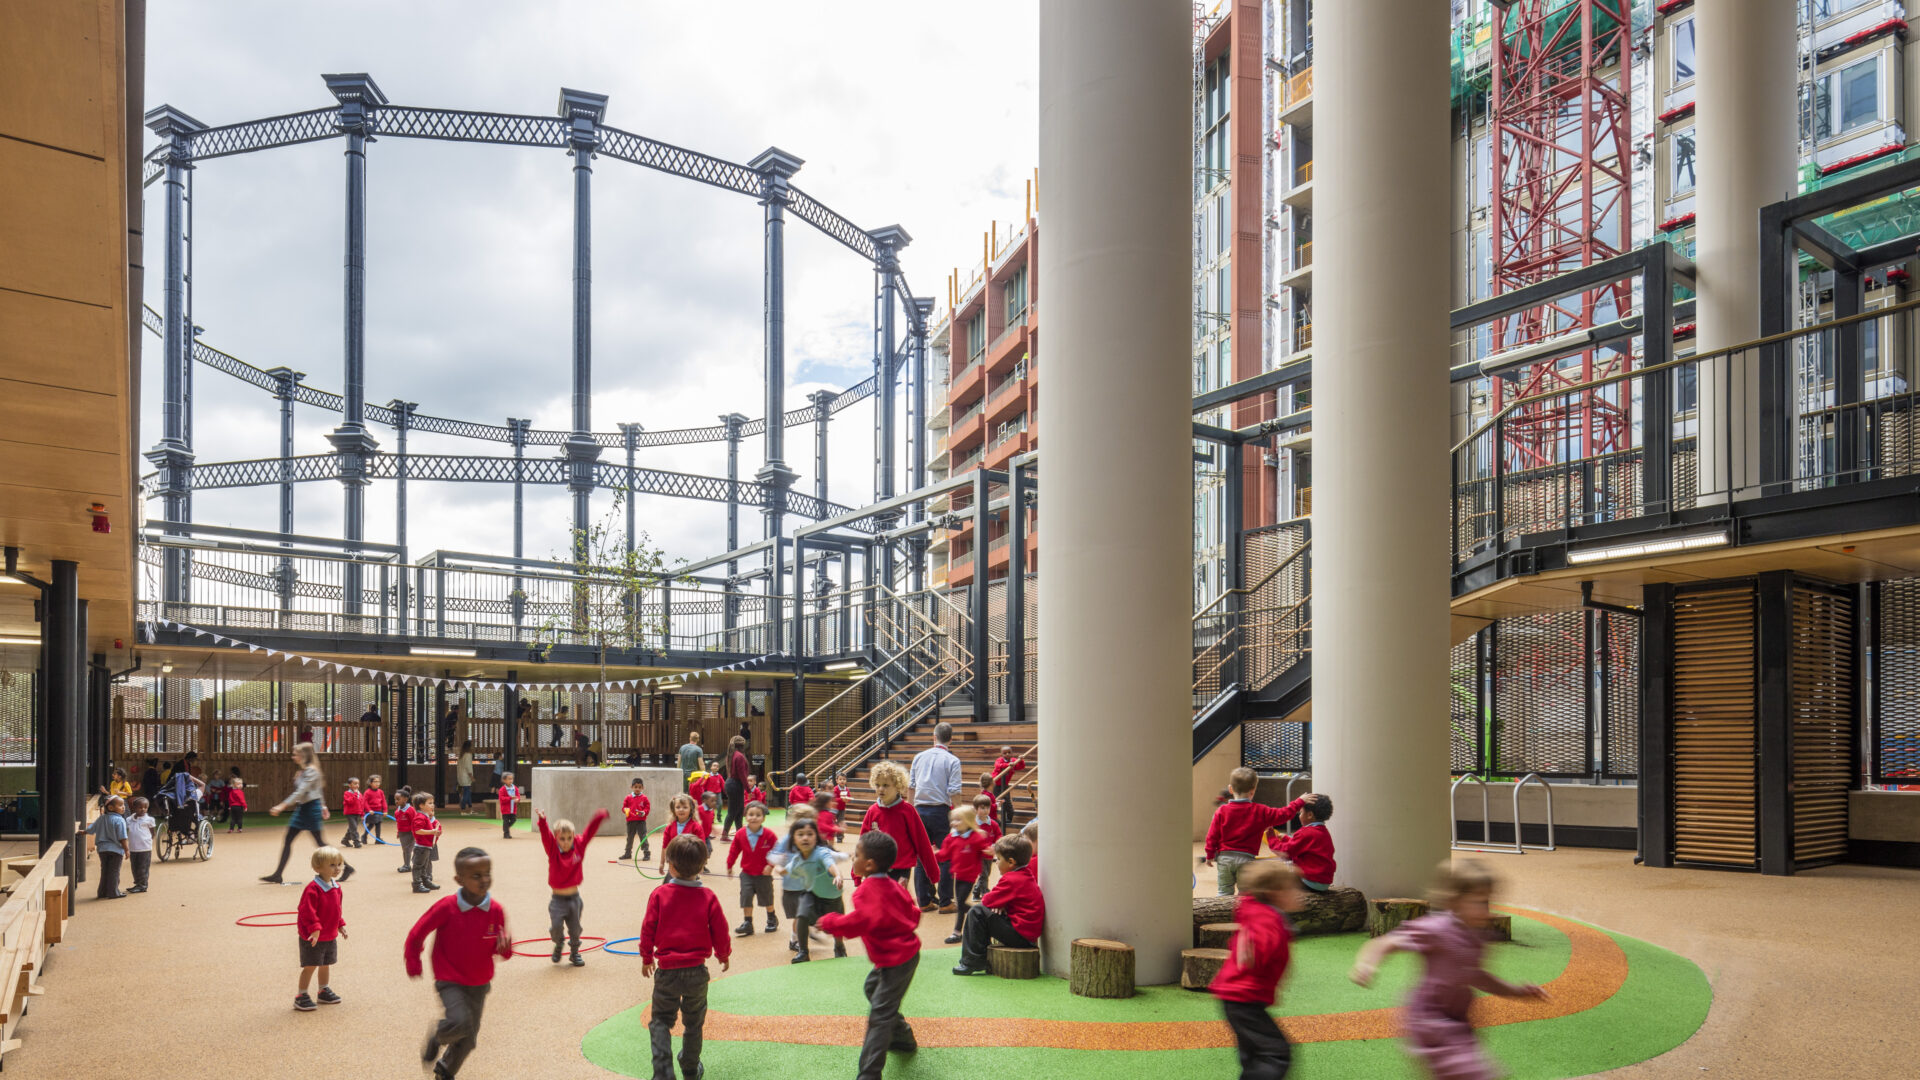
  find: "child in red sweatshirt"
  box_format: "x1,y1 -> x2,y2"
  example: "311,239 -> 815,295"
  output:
858,760 -> 939,885
405,847 -> 512,1079
640,834 -> 732,1080
496,772 -> 520,840
393,785 -> 417,872
953,834 -> 1044,976
817,831 -> 922,1080
988,747 -> 1027,824
830,770 -> 849,817
811,791 -> 841,844
725,802 -> 779,937
968,793 -> 1002,901
294,846 -> 347,1011
788,773 -> 816,811
361,774 -> 386,844
1203,767 -> 1295,896
620,777 -> 652,862
935,806 -> 994,944
340,778 -> 366,849
1211,859 -> 1305,1079
410,793 -> 442,894
538,808 -> 607,966
1264,792 -> 1337,891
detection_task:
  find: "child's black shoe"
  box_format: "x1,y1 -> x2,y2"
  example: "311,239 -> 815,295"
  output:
735,920 -> 754,937
317,987 -> 342,1004
293,992 -> 317,1011
765,913 -> 778,931
944,933 -> 962,944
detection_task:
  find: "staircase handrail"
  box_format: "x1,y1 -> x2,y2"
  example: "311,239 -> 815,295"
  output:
784,630 -> 937,738
1192,539 -> 1310,625
797,659 -> 969,783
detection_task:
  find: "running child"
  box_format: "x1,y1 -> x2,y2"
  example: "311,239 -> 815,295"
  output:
536,808 -> 606,966
496,772 -> 520,839
406,847 -> 512,1079
1202,767 -> 1296,895
361,774 -> 385,843
640,834 -> 731,1080
294,846 -> 348,1011
341,777 -> 366,849
858,760 -> 938,886
394,785 -> 418,872
619,776 -> 652,862
818,831 -> 922,1079
811,790 -> 841,844
769,805 -> 819,952
126,796 -> 156,894
657,794 -> 704,876
952,834 -> 1044,976
935,806 -> 993,944
1264,793 -> 1336,892
777,815 -> 849,961
1351,860 -> 1548,1080
411,792 -> 443,893
1211,859 -> 1305,1078
725,802 -> 779,936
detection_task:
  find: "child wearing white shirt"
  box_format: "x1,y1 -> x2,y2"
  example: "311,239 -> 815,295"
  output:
126,796 -> 158,893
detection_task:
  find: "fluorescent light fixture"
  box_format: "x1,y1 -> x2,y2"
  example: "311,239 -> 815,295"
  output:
0,635 -> 41,646
160,662 -> 174,674
823,660 -> 864,672
0,574 -> 24,585
1568,530 -> 1730,566
656,681 -> 685,691
409,646 -> 477,658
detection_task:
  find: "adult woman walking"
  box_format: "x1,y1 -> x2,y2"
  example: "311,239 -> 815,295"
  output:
456,739 -> 476,814
720,735 -> 750,842
260,742 -> 355,884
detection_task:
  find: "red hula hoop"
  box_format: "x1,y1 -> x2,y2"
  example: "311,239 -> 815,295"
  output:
509,935 -> 608,957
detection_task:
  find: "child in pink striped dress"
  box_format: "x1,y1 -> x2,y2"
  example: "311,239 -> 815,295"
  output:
1350,860 -> 1547,1080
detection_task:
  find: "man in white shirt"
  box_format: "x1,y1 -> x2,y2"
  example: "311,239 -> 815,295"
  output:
908,722 -> 964,912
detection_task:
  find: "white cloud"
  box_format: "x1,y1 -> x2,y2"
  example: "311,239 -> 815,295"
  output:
141,1 -> 1037,566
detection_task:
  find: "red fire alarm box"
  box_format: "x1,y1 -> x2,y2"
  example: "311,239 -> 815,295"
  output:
89,503 -> 110,534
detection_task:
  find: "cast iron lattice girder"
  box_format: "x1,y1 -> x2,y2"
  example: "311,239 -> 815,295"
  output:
139,306 -> 878,447
186,107 -> 345,161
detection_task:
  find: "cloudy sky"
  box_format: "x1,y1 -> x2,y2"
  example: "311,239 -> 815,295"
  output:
141,2 -> 1037,570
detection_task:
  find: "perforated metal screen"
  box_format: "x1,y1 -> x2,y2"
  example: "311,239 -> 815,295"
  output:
1600,612 -> 1640,778
1242,720 -> 1308,772
1450,632 -> 1483,775
1872,578 -> 1920,784
0,670 -> 32,764
1493,612 -> 1594,778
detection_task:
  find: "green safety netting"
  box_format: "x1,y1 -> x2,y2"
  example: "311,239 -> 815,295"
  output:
1801,151 -> 1920,267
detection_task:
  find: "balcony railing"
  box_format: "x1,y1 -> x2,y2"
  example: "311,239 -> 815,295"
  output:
1293,160 -> 1313,187
952,398 -> 987,430
1293,240 -> 1313,273
1284,67 -> 1313,107
952,447 -> 985,473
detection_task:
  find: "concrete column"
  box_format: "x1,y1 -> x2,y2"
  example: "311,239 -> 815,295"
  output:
1037,0 -> 1190,983
1694,0 -> 1796,498
1314,0 -> 1452,902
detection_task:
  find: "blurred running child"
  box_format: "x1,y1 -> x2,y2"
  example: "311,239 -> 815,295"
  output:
1211,859 -> 1305,1078
818,831 -> 923,1079
769,805 -> 819,952
294,846 -> 348,1012
725,801 -> 779,936
935,806 -> 993,944
1351,860 -> 1548,1080
620,776 -> 652,861
640,834 -> 731,1080
811,791 -> 841,843
778,815 -> 848,961
537,808 -> 607,966
406,847 -> 512,1079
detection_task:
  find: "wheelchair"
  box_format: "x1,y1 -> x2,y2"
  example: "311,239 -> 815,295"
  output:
156,794 -> 213,862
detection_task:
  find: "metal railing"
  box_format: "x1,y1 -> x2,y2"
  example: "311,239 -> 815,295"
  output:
1192,535 -> 1312,703
1451,297 -> 1920,572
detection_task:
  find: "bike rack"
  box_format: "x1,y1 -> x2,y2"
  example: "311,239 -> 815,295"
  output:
1279,774 -> 1311,835
1450,772 -> 1557,854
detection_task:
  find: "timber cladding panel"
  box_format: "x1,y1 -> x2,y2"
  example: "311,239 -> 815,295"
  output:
1789,586 -> 1853,867
1670,584 -> 1758,868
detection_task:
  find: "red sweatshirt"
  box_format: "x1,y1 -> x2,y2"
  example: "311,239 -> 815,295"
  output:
413,812 -> 441,849
342,789 -> 364,816
297,879 -> 345,941
817,874 -> 922,968
860,798 -> 939,874
404,893 -> 511,986
726,826 -> 777,876
226,785 -> 248,810
1210,894 -> 1293,1006
832,783 -> 849,816
496,785 -> 520,816
977,818 -> 1002,845
789,783 -> 815,808
395,805 -> 418,836
623,793 -> 651,822
539,810 -> 607,890
979,865 -> 1045,941
662,817 -> 705,846
639,880 -> 732,969
1266,803 -> 1336,886
1205,799 -> 1293,860
747,785 -> 767,805
818,808 -> 840,841
697,805 -> 715,838
703,775 -> 726,799
936,830 -> 994,882
990,756 -> 1027,791
360,787 -> 383,814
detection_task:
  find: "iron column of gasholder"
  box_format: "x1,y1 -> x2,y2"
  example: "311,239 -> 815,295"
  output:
270,366 -> 305,611
618,422 -> 642,641
40,563 -> 81,879
390,399 -> 417,633
908,297 -> 935,593
750,149 -> 805,560
322,75 -> 388,616
143,105 -> 205,604
871,227 -> 912,591
808,390 -> 836,511
1007,461 -> 1029,724
721,413 -> 747,639
509,417 -> 529,634
433,678 -> 449,805
560,89 -> 610,546
970,470 -> 990,724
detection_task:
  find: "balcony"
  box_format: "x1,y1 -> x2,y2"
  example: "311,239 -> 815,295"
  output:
1279,240 -> 1313,289
950,446 -> 985,475
986,365 -> 1027,427
949,398 -> 987,455
951,353 -> 985,401
1280,66 -> 1313,126
987,311 -> 1029,375
1281,159 -> 1313,208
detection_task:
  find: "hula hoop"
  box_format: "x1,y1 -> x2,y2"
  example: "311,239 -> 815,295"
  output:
602,936 -> 644,956
509,935 -> 606,957
235,911 -> 298,928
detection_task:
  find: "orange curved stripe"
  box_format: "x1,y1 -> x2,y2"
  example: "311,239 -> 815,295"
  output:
643,907 -> 1627,1050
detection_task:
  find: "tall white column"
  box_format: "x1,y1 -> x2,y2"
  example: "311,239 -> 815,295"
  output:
1313,0 -> 1452,902
1695,0 -> 1797,498
1037,0 -> 1191,983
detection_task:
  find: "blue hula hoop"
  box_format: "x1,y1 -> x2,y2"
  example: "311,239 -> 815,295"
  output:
602,936 -> 643,956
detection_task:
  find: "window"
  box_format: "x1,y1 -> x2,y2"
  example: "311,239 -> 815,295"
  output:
1003,266 -> 1027,323
966,312 -> 985,361
1671,17 -> 1695,86
1472,135 -> 1491,210
1814,0 -> 1878,20
1803,55 -> 1885,144
1471,228 -> 1491,302
1670,128 -> 1696,196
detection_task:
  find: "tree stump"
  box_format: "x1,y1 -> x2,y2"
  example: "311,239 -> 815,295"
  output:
1180,947 -> 1228,990
1486,914 -> 1512,942
1069,938 -> 1135,999
1369,898 -> 1430,937
1194,884 -> 1369,941
988,946 -> 1041,979
1192,895 -> 1239,942
1197,922 -> 1240,949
